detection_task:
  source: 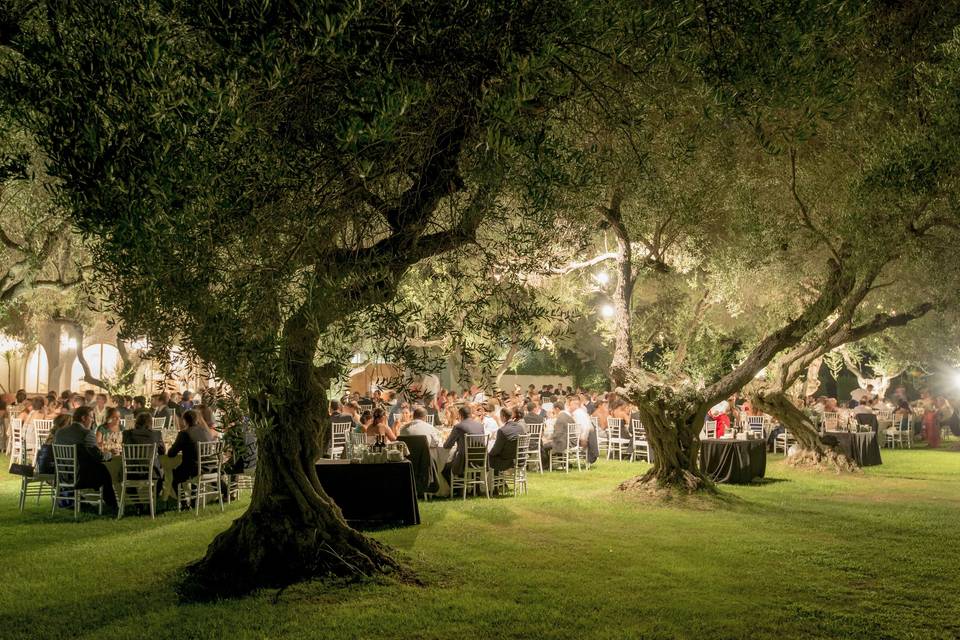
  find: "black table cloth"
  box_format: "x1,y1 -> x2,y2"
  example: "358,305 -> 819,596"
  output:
397,435 -> 438,497
822,431 -> 882,466
699,438 -> 766,484
315,461 -> 420,528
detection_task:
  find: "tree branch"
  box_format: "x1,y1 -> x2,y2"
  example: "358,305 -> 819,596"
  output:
790,148 -> 841,264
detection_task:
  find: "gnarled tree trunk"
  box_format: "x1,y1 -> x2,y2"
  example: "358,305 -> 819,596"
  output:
619,386 -> 713,493
178,326 -> 402,601
750,388 -> 857,472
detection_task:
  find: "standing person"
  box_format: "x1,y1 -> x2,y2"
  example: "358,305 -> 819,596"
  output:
708,397 -> 732,438
52,406 -> 118,511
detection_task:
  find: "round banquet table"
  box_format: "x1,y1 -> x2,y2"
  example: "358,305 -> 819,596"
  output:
104,453 -> 182,501
822,431 -> 882,466
699,438 -> 767,484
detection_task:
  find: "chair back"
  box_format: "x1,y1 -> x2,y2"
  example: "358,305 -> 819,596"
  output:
196,440 -> 222,477
525,422 -> 542,450
746,415 -> 764,437
607,420 -> 621,440
703,419 -> 717,439
52,444 -> 79,488
33,419 -> 54,448
514,434 -> 530,470
464,433 -> 488,469
330,421 -> 352,457
631,419 -> 645,440
152,417 -> 167,430
118,418 -> 128,430
425,414 -> 435,426
121,443 -> 157,482
10,418 -> 23,461
822,411 -> 839,430
564,424 -> 580,451
589,416 -> 598,429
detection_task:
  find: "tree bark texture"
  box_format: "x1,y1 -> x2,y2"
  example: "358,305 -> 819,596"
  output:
178,325 -> 402,601
619,384 -> 713,493
749,388 -> 857,472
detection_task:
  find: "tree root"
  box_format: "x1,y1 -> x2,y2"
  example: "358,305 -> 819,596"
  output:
176,499 -> 416,602
618,469 -> 716,497
785,446 -> 860,473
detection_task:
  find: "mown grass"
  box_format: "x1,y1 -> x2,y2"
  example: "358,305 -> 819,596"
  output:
1,444 -> 958,640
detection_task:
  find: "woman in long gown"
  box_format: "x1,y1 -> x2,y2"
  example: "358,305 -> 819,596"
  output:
920,391 -> 939,448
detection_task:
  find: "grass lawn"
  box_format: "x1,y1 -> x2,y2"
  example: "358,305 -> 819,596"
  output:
1,445 -> 958,640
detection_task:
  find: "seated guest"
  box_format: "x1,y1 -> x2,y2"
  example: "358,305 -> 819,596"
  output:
523,401 -> 545,426
394,403 -> 414,431
132,395 -> 148,415
167,409 -> 216,496
222,417 -> 258,478
489,407 -> 527,473
333,401 -> 361,430
92,393 -> 109,425
441,405 -> 484,482
365,407 -> 397,444
122,412 -> 166,494
358,410 -> 373,434
399,407 -> 442,447
96,408 -> 124,456
477,402 -> 499,438
852,399 -> 874,415
52,406 -> 118,510
152,393 -> 176,428
542,398 -> 573,462
36,414 -> 73,474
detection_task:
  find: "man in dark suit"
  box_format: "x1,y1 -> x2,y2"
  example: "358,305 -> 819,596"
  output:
152,393 -> 176,428
442,405 -> 484,482
52,406 -> 118,509
523,401 -> 545,426
167,415 -> 216,495
122,412 -> 166,495
542,398 -> 573,465
489,408 -> 527,472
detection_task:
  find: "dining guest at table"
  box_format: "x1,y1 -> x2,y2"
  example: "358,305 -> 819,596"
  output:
96,408 -> 124,456
168,409 -> 217,497
122,411 -> 167,495
523,401 -> 545,426
365,407 -> 397,444
53,406 -> 118,510
358,410 -> 373,434
489,407 -> 527,474
399,407 -> 442,447
441,405 -> 484,483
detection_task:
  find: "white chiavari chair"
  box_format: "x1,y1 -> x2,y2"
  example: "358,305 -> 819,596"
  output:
524,423 -> 544,474
451,433 -> 490,499
746,416 -> 765,440
630,419 -> 650,462
178,440 -> 223,515
701,419 -> 718,439
493,434 -> 530,497
117,443 -> 158,519
606,417 -> 628,460
52,444 -> 104,519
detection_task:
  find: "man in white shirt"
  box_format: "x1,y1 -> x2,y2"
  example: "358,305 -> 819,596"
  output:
471,385 -> 487,404
476,402 -> 499,451
398,407 -> 442,447
570,396 -> 592,442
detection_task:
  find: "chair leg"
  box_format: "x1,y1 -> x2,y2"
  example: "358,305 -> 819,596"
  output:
18,478 -> 26,512
117,482 -> 125,520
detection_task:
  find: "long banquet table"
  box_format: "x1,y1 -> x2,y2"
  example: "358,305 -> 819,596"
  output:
316,460 -> 420,528
822,430 -> 883,466
699,438 -> 767,484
